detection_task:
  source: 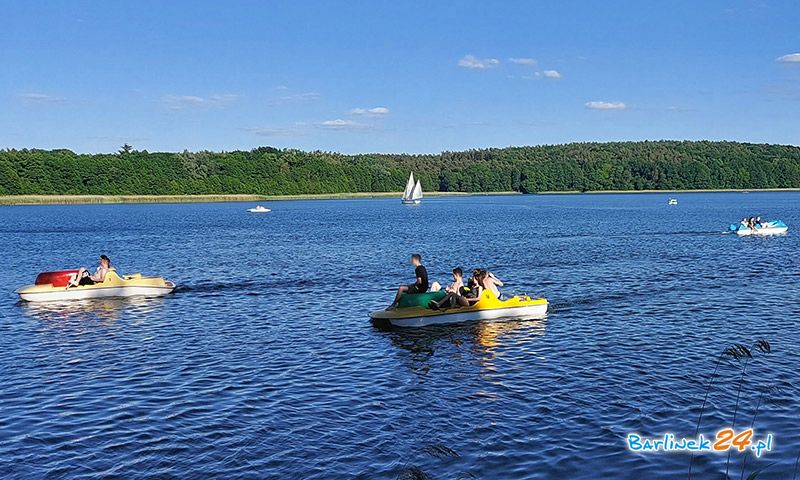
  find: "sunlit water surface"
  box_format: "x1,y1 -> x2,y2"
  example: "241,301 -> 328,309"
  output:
1,193 -> 799,479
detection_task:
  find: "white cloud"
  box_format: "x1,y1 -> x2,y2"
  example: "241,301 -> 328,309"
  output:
350,106 -> 389,116
315,119 -> 367,130
458,54 -> 500,69
509,57 -> 537,66
523,70 -> 562,80
275,92 -> 322,103
246,126 -> 301,137
665,105 -> 694,113
776,53 -> 800,63
17,92 -> 63,104
87,134 -> 149,142
585,101 -> 627,110
162,94 -> 238,110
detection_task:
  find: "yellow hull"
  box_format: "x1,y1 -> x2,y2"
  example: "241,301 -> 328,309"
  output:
16,269 -> 176,302
370,290 -> 548,328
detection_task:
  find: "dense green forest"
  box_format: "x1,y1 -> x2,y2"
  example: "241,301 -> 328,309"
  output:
2,141 -> 800,195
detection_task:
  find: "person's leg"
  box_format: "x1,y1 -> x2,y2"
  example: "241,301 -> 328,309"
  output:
429,292 -> 453,310
454,294 -> 472,307
388,285 -> 409,309
67,268 -> 85,289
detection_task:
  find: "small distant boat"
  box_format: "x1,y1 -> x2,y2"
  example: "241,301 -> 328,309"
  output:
16,268 -> 176,302
370,290 -> 547,328
247,205 -> 271,213
401,173 -> 423,205
668,198 -> 678,205
729,220 -> 788,236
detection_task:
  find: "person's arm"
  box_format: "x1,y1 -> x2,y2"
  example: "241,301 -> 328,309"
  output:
467,285 -> 483,304
489,273 -> 503,287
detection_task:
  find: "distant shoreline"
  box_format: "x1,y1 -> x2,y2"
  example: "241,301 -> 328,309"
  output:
0,192 -> 518,206
1,188 -> 798,206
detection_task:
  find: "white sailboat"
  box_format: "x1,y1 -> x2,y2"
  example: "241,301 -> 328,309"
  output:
401,173 -> 423,204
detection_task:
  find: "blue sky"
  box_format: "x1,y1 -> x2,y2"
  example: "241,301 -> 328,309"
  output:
1,0 -> 799,153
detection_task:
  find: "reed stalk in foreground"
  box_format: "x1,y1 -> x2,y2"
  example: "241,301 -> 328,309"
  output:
688,345 -> 740,479
726,341 -> 771,478
688,340 -> 771,480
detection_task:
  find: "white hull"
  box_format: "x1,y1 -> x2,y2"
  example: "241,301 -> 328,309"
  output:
401,199 -> 421,205
18,285 -> 175,303
736,227 -> 788,236
247,208 -> 271,213
381,303 -> 548,328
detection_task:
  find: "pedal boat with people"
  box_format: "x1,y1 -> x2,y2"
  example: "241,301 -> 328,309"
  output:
16,268 -> 176,302
730,220 -> 788,236
370,289 -> 548,328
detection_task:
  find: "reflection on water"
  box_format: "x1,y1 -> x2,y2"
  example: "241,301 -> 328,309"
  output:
19,296 -> 166,324
474,316 -> 546,348
381,317 -> 547,377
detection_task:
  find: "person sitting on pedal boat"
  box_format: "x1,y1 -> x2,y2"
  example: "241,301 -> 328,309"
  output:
429,267 -> 480,310
446,267 -> 464,294
67,255 -> 111,289
463,269 -> 482,298
387,253 -> 429,310
480,269 -> 505,299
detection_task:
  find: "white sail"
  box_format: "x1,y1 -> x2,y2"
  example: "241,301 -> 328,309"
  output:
411,179 -> 422,200
402,173 -> 415,200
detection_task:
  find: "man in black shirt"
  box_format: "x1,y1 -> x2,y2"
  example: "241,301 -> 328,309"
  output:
387,253 -> 428,310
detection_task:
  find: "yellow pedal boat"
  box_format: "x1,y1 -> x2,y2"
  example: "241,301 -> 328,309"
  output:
16,268 -> 176,303
370,290 -> 548,328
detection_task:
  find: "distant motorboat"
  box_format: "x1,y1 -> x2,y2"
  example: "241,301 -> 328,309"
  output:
401,172 -> 423,204
247,205 -> 271,213
668,198 -> 678,205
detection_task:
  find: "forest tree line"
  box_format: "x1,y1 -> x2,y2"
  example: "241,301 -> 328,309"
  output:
2,141 -> 800,195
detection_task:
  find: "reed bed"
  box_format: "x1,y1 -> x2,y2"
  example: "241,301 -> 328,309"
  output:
0,191 -> 519,206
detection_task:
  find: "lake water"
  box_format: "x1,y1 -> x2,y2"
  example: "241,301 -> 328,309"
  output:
1,192 -> 799,479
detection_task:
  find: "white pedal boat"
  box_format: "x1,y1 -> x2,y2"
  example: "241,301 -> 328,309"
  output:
370,290 -> 548,328
247,205 -> 271,213
16,268 -> 176,302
